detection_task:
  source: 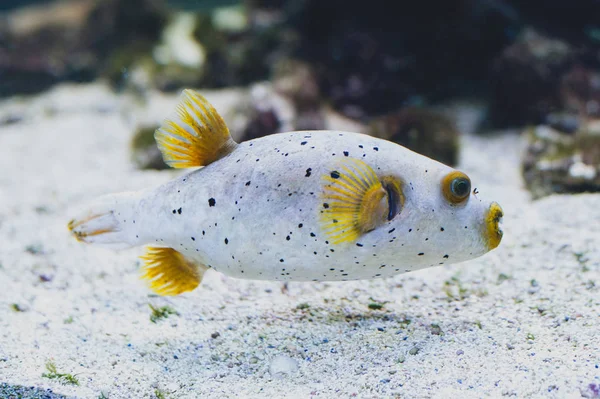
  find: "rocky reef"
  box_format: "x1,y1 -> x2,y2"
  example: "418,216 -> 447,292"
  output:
0,0 -> 166,96
369,107 -> 459,166
523,121 -> 600,198
2,0 -> 600,196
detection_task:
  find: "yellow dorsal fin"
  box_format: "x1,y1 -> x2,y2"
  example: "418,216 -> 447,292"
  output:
320,159 -> 388,244
140,247 -> 207,296
154,89 -> 237,168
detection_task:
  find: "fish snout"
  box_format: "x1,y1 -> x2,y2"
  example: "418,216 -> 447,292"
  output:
484,202 -> 503,250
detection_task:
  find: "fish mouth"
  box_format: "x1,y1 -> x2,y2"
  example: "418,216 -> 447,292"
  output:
484,202 -> 503,250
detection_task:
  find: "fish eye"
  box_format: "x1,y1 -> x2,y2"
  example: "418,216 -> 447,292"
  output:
442,171 -> 471,204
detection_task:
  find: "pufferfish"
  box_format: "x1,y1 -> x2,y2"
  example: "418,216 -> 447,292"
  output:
68,89 -> 503,296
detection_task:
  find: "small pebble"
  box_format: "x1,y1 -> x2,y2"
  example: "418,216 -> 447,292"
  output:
39,274 -> 53,282
580,383 -> 600,398
10,304 -> 28,312
408,347 -> 419,355
25,243 -> 44,255
211,332 -> 220,339
269,355 -> 298,379
430,324 -> 443,335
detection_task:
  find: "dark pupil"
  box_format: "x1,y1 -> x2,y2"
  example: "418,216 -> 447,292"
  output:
451,178 -> 470,198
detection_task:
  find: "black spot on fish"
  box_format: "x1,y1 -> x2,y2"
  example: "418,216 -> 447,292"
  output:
343,151 -> 349,156
298,223 -> 303,228
330,171 -> 340,179
440,227 -> 445,231
356,243 -> 363,247
286,235 -> 291,241
208,198 -> 216,207
310,232 -> 316,237
373,147 -> 379,151
418,252 -> 424,256
280,259 -> 284,262
323,203 -> 330,209
443,254 -> 449,259
172,209 -> 176,214
245,181 -> 251,186
358,145 -> 363,148
191,237 -> 195,241
177,207 -> 182,214
301,141 -> 307,145
388,228 -> 395,234
224,238 -> 229,244
305,168 -> 312,177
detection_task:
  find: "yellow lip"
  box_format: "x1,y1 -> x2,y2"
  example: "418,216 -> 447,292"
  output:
485,202 -> 503,250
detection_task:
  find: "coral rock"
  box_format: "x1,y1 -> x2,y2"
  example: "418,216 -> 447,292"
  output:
369,107 -> 459,166
522,122 -> 600,198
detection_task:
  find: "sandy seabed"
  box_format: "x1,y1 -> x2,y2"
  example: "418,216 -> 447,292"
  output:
0,84 -> 598,399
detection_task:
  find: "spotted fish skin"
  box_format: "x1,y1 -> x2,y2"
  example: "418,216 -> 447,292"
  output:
68,90 -> 502,295
118,130 -> 491,282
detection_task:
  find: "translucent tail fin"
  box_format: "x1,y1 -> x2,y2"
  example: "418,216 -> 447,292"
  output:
68,192 -> 140,250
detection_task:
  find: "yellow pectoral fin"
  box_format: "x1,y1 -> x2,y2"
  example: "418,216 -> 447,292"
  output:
320,158 -> 389,244
154,89 -> 238,168
140,247 -> 207,296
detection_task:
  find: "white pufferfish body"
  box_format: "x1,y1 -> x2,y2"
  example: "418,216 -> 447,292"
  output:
69,90 -> 503,295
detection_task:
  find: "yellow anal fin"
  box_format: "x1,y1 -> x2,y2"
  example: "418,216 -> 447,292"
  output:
140,247 -> 207,296
320,158 -> 388,244
155,89 -> 237,168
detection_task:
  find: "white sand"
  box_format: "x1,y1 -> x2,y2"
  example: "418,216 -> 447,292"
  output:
0,84 -> 598,398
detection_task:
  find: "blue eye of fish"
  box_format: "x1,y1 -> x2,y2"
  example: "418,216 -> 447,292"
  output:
451,177 -> 470,199
442,171 -> 471,204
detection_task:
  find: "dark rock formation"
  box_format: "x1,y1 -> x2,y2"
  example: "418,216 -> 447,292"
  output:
0,0 -> 166,96
522,122 -> 600,198
488,29 -> 576,127
130,125 -> 168,170
369,107 -> 459,166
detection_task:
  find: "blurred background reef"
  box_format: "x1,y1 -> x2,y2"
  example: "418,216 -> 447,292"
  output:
1,0 -> 600,197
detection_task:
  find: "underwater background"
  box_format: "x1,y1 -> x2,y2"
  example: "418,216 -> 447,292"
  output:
1,1 -> 599,398
1,0 -> 600,194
